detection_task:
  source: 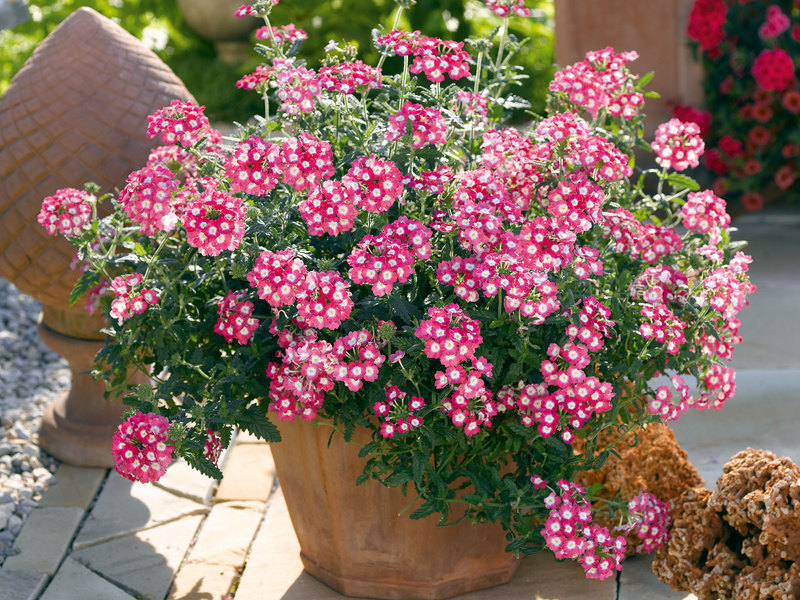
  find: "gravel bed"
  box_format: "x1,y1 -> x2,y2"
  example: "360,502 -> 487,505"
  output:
0,278 -> 69,565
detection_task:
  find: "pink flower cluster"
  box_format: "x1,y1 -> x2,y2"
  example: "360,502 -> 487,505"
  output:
758,4 -> 790,39
549,47 -> 643,119
639,303 -> 687,355
109,273 -> 158,324
318,60 -> 382,95
752,48 -> 795,91
299,179 -> 360,236
387,102 -> 448,149
203,429 -> 224,466
295,271 -> 354,330
37,188 -> 94,237
566,296 -> 616,352
183,189 -> 247,257
376,30 -> 470,82
214,290 -> 259,345
413,306 -> 496,435
118,165 -> 181,236
651,118 -> 705,171
485,0 -> 530,18
248,248 -> 308,307
331,329 -> 385,391
545,172 -> 605,233
681,190 -> 730,234
112,412 -> 174,483
687,0 -> 727,51
374,383 -> 425,438
631,265 -> 688,306
146,100 -> 218,147
648,375 -> 696,421
540,479 -> 626,579
603,208 -> 684,264
280,132 -> 335,192
347,218 -> 431,296
625,490 -> 671,553
255,23 -> 307,44
403,166 -> 454,196
224,136 -> 283,196
237,59 -> 321,115
266,329 -> 337,420
345,155 -> 404,213
416,304 -> 483,367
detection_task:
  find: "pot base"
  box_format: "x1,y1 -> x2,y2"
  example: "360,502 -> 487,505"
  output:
271,417 -> 520,600
300,550 -> 519,600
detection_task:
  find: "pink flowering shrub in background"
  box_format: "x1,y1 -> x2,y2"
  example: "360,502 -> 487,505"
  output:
683,0 -> 800,212
41,0 -> 755,579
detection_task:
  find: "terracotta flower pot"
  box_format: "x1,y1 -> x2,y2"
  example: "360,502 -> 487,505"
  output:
270,418 -> 521,600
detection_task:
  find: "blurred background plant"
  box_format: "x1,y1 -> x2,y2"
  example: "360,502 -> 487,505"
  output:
682,0 -> 800,215
1,0 -> 553,123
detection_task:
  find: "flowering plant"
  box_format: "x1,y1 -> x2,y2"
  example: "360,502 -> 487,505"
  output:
41,0 -> 754,580
684,0 -> 800,212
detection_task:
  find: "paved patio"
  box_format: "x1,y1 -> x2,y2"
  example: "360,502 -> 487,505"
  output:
0,210 -> 797,600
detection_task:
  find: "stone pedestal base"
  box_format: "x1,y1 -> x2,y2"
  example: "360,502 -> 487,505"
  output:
37,317 -> 127,467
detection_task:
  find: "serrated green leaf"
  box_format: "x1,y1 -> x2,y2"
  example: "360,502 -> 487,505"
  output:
240,405 -> 281,443
409,500 -> 439,521
69,270 -> 101,306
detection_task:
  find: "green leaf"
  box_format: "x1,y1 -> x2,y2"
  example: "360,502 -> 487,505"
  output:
666,173 -> 700,192
240,405 -> 281,443
185,452 -> 223,480
638,71 -> 655,87
69,269 -> 101,306
409,500 -> 439,521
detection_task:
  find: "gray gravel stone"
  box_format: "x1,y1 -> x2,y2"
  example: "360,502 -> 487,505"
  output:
0,279 -> 69,559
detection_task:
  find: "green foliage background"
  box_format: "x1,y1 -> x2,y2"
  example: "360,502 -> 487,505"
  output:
1,0 -> 553,123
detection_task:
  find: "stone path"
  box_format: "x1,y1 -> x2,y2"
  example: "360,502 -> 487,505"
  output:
0,212 -> 797,599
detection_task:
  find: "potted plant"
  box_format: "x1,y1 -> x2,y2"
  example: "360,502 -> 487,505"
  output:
39,0 -> 755,597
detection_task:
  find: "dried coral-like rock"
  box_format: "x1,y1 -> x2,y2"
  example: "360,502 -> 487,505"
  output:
653,448 -> 800,600
576,422 -> 703,556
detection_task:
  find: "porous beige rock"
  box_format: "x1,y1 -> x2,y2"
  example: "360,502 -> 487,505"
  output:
652,448 -> 800,600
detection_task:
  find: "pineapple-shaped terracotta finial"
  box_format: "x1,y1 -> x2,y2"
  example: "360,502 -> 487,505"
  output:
0,6 -> 195,313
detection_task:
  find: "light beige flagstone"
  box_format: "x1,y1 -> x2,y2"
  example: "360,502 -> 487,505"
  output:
183,500 -> 264,566
72,470 -> 207,549
39,557 -> 136,600
618,555 -> 697,600
3,506 -> 83,574
167,563 -> 239,600
39,465 -> 107,510
214,442 -> 275,503
154,458 -> 217,504
70,513 -> 204,600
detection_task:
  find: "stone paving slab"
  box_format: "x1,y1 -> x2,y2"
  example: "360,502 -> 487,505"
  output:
38,465 -> 106,510
184,500 -> 264,567
618,556 -> 696,600
233,486 -> 617,600
71,513 -> 205,600
214,442 -> 276,503
73,470 -> 207,550
39,557 -> 136,600
2,506 -> 83,575
167,563 -> 239,600
0,569 -> 48,600
154,458 -> 217,504
670,368 -> 800,487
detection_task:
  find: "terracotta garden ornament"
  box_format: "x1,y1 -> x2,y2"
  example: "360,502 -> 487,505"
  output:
0,6 -> 194,466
